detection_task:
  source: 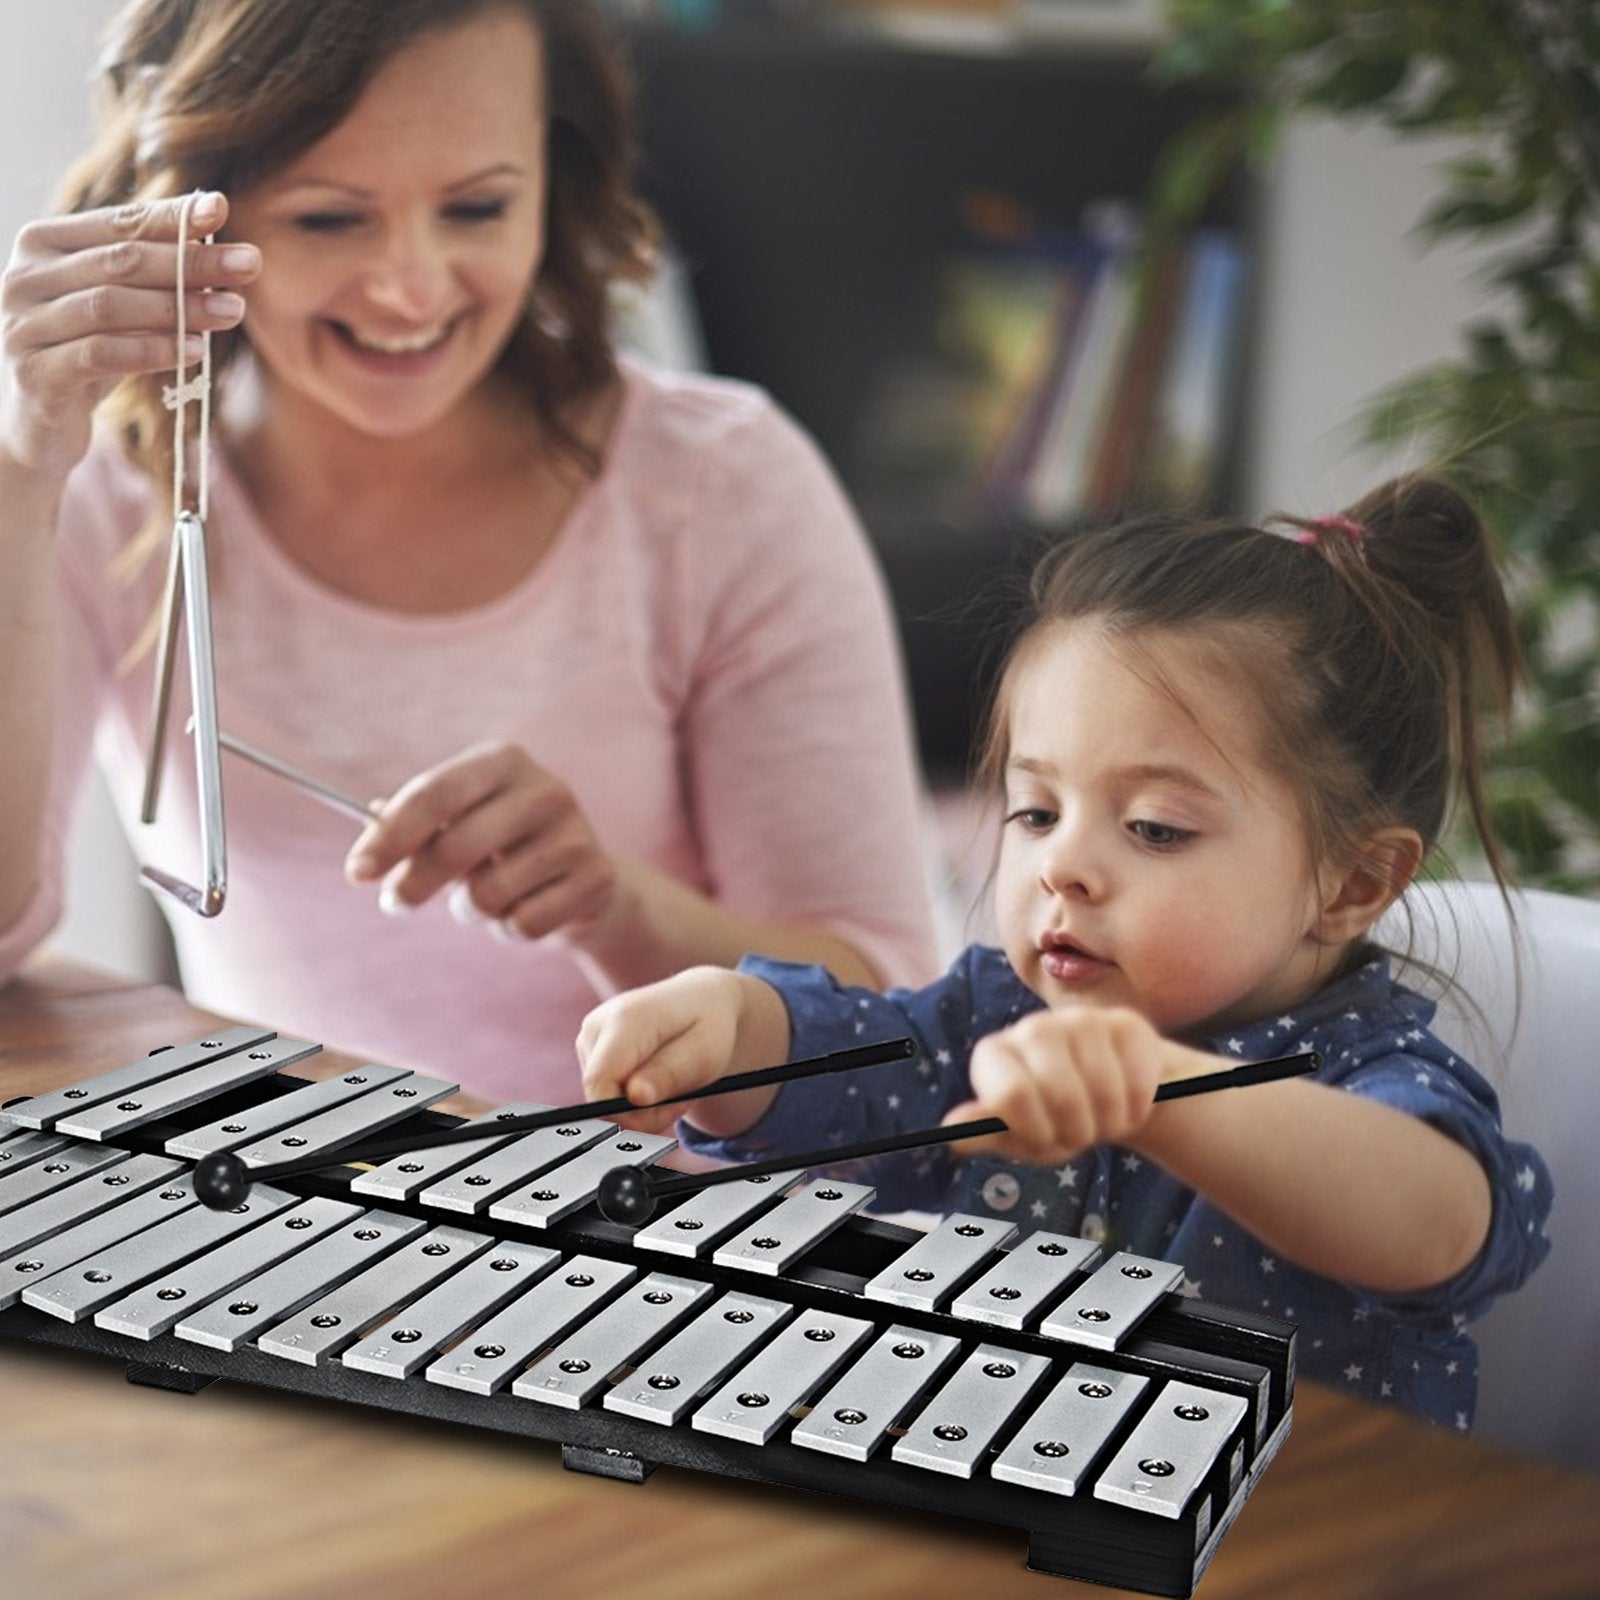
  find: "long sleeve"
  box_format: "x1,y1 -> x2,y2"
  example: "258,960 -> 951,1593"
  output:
0,451 -> 132,985
681,945 -> 1039,1211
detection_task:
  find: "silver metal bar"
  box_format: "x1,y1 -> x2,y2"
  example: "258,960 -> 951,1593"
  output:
95,1196 -> 359,1340
351,1102 -> 547,1202
632,1171 -> 802,1259
891,1343 -> 1053,1478
710,1178 -> 874,1276
175,1207 -> 427,1352
513,1270 -> 712,1409
138,509 -> 228,918
792,1322 -> 963,1462
0,1144 -> 130,1219
1039,1251 -> 1183,1350
426,1253 -> 636,1397
991,1361 -> 1151,1495
137,509 -> 186,830
54,1037 -> 319,1142
165,1062 -> 407,1161
0,1172 -> 195,1311
0,1133 -> 75,1179
213,728 -> 380,823
419,1118 -> 613,1214
0,1152 -> 182,1260
487,1130 -> 678,1229
861,1212 -> 1016,1312
604,1290 -> 794,1426
1093,1380 -> 1248,1519
342,1239 -> 558,1380
256,1224 -> 492,1365
230,1073 -> 458,1170
951,1231 -> 1103,1331
21,1183 -> 297,1323
692,1307 -> 874,1445
3,1026 -> 277,1132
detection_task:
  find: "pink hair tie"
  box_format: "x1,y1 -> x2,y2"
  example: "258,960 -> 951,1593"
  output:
1300,513 -> 1367,546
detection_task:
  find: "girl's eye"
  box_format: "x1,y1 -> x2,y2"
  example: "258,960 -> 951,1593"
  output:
1129,819 -> 1193,849
1004,807 -> 1056,832
445,198 -> 509,224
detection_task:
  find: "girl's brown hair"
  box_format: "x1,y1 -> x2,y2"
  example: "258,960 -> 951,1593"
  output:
976,475 -> 1524,902
59,0 -> 657,566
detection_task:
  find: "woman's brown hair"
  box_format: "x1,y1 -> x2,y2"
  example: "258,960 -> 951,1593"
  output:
58,0 -> 657,566
976,475 -> 1524,906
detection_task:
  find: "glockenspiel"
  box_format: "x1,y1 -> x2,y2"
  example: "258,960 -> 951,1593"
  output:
0,1027 -> 1295,1597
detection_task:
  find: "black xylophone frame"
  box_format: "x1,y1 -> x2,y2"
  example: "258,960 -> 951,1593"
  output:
0,1057 -> 1296,1599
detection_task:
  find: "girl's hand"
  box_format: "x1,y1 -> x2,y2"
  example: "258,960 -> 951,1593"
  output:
941,1005 -> 1168,1166
344,739 -> 620,944
577,968 -> 787,1137
0,193 -> 257,479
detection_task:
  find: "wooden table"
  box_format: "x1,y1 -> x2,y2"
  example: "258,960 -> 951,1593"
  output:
3,961 -> 1598,1600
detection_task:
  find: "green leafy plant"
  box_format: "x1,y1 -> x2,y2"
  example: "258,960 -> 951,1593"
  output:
1152,0 -> 1600,891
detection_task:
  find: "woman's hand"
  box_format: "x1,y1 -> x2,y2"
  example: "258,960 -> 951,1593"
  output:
0,192 -> 257,479
344,739 -> 622,944
577,967 -> 789,1137
941,1005 -> 1169,1166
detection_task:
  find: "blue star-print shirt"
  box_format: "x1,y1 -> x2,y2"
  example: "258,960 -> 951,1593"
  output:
682,945 -> 1553,1433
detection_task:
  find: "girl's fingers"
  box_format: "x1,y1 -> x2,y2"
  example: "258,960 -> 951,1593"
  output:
966,1035 -> 1061,1153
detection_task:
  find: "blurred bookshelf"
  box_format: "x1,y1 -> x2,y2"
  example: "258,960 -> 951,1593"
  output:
612,8 -> 1258,779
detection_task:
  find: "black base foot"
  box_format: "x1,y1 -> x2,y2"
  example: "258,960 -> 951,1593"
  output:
561,1443 -> 657,1483
126,1360 -> 217,1394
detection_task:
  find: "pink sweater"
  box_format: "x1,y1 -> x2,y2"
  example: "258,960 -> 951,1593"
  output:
1,361 -> 939,1103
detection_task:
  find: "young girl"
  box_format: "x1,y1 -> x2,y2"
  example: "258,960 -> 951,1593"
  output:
578,473 -> 1553,1431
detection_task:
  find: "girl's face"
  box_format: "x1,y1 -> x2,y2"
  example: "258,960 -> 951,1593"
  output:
994,621 -> 1340,1040
224,8 -> 548,442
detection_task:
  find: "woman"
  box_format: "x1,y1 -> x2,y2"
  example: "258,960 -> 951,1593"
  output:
0,0 -> 937,1102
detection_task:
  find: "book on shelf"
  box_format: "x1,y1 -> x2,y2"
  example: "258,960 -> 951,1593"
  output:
991,216 -> 1244,525
851,199 -> 1245,528
853,209 -> 1080,513
1134,228 -> 1246,510
1011,201 -> 1141,526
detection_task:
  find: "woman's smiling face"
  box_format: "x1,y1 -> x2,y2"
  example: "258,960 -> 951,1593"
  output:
224,7 -> 548,442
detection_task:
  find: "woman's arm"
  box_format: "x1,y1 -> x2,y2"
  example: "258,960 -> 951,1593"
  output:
0,453 -> 64,937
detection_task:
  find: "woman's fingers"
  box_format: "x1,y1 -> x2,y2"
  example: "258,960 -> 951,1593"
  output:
21,282 -> 247,347
1,194 -> 259,473
346,742 -> 618,943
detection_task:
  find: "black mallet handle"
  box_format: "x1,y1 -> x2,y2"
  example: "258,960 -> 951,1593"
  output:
191,1036 -> 916,1210
596,1049 -> 1323,1225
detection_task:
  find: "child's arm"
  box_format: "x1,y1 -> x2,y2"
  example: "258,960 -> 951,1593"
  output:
576,965 -> 792,1138
942,1006 -> 1492,1294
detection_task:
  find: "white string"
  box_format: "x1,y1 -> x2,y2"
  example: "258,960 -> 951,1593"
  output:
163,190 -> 213,523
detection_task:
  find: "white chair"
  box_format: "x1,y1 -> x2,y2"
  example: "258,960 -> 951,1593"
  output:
1379,878 -> 1600,1476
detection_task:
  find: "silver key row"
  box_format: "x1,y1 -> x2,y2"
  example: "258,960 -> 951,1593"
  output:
4,1103 -> 1181,1357
3,1168 -> 1242,1518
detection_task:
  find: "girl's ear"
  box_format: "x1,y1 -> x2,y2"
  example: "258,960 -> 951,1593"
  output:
1312,826 -> 1424,945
